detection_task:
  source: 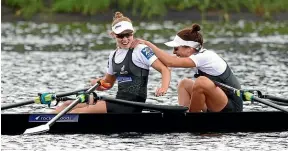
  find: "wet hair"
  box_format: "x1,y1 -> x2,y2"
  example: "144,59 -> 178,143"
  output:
177,23 -> 203,45
112,11 -> 132,26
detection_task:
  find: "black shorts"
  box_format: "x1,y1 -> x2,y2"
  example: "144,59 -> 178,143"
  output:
106,92 -> 146,113
220,93 -> 243,112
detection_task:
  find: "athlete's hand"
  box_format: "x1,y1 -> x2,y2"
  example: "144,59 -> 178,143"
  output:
130,39 -> 146,48
90,78 -> 112,91
155,87 -> 167,97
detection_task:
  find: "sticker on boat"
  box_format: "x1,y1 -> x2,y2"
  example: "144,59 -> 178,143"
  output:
28,114 -> 79,122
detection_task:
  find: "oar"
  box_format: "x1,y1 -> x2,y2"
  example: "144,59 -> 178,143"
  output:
1,88 -> 88,110
99,96 -> 188,113
1,100 -> 34,110
265,95 -> 288,102
255,92 -> 288,104
229,89 -> 288,105
213,81 -> 288,113
23,81 -> 101,135
271,101 -> 288,106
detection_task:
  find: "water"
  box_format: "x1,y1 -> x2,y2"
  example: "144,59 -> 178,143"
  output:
1,133 -> 288,151
1,21 -> 288,150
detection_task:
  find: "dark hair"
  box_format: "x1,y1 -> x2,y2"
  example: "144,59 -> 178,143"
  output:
177,23 -> 203,45
112,11 -> 132,26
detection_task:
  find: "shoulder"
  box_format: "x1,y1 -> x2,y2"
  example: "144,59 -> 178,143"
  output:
108,50 -> 117,58
133,44 -> 155,59
193,49 -> 216,56
109,49 -> 117,55
205,50 -> 222,58
133,44 -> 150,52
109,50 -> 116,56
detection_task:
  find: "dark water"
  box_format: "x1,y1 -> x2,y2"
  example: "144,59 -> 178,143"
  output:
1,21 -> 288,150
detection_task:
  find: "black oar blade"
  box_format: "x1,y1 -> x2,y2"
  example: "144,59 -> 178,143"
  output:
23,124 -> 50,135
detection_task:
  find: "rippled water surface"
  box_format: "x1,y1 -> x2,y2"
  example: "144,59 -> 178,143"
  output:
1,21 -> 288,150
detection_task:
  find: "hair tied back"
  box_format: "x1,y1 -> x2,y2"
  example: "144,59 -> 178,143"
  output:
191,24 -> 201,33
113,12 -> 124,20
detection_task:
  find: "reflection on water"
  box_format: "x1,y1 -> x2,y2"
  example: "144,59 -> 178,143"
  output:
1,21 -> 288,150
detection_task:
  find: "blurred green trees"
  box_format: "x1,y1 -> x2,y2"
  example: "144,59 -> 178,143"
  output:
2,0 -> 288,21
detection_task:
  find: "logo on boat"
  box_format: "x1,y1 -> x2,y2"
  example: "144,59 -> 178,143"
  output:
29,114 -> 79,122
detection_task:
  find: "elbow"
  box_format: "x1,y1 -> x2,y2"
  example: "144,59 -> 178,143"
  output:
164,60 -> 173,67
160,66 -> 171,75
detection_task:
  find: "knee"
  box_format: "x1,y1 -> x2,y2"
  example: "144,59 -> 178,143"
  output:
193,76 -> 213,91
178,78 -> 189,88
178,78 -> 194,90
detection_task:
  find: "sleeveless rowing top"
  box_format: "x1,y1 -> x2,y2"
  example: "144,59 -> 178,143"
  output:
112,48 -> 149,101
192,49 -> 243,111
195,62 -> 241,90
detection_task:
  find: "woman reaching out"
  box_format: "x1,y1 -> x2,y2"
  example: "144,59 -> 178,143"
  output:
131,23 -> 243,112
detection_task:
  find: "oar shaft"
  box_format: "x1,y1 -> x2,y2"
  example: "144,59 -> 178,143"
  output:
1,100 -> 34,110
47,97 -> 81,126
253,97 -> 288,113
264,95 -> 288,103
99,96 -> 188,112
213,81 -> 238,93
271,101 -> 288,106
55,88 -> 88,98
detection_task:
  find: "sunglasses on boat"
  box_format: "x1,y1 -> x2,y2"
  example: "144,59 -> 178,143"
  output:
116,33 -> 133,39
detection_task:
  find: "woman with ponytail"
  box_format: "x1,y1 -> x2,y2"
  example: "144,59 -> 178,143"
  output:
131,23 -> 243,113
54,12 -> 171,113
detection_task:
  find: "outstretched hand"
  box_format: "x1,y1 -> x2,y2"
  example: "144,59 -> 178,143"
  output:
155,87 -> 167,97
130,38 -> 146,48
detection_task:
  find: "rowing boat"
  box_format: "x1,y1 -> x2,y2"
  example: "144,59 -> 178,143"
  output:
2,81 -> 287,135
2,111 -> 288,135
